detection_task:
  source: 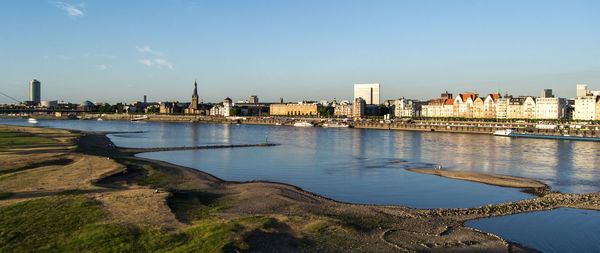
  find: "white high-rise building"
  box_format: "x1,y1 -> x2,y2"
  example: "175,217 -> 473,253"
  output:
577,84 -> 588,97
29,79 -> 41,104
354,83 -> 380,105
574,96 -> 596,120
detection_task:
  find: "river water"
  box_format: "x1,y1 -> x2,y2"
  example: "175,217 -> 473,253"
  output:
465,208 -> 600,253
3,118 -> 600,251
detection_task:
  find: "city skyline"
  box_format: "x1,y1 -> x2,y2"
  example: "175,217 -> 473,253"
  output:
1,1 -> 599,104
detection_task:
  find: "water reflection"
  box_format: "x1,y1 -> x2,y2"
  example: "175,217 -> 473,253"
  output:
3,118 -> 600,196
465,208 -> 600,253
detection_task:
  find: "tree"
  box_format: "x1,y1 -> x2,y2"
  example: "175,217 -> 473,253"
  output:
318,107 -> 333,117
229,107 -> 241,116
379,104 -> 390,116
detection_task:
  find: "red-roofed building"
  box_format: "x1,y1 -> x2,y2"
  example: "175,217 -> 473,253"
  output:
453,93 -> 478,118
484,93 -> 501,118
421,98 -> 446,117
442,98 -> 455,117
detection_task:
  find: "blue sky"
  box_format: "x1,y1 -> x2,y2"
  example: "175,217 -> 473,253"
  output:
1,0 -> 599,104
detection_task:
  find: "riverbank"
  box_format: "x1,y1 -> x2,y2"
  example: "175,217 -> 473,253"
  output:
5,113 -> 600,138
1,124 -> 600,252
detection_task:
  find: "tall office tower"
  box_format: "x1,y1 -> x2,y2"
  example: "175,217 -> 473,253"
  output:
249,95 -> 258,103
29,79 -> 41,105
353,83 -> 380,105
576,84 -> 588,97
541,89 -> 554,98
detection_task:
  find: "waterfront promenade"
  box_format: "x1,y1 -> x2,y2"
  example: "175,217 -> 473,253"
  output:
13,113 -> 599,138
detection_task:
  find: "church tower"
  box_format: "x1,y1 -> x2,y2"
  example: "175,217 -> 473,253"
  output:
191,80 -> 199,110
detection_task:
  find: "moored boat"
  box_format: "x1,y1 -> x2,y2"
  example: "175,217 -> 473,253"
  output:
27,118 -> 38,124
494,128 -> 600,141
293,121 -> 313,127
493,128 -> 513,136
322,122 -> 350,128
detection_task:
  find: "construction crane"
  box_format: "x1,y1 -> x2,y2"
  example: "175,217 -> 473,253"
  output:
0,91 -> 22,104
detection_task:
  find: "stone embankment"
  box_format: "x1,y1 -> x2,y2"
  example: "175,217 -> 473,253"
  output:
432,192 -> 600,221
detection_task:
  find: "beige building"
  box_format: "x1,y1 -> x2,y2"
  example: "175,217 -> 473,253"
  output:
522,97 -> 536,119
535,97 -> 566,119
507,98 -> 525,119
453,93 -> 477,118
352,97 -> 365,118
574,96 -> 596,120
270,103 -> 318,116
394,99 -> 422,117
421,98 -> 445,117
473,97 -> 484,118
334,101 -> 353,117
495,98 -> 510,119
483,94 -> 501,118
442,99 -> 454,117
596,97 -> 600,120
210,97 -> 234,116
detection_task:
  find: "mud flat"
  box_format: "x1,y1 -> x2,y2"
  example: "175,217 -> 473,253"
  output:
407,168 -> 548,189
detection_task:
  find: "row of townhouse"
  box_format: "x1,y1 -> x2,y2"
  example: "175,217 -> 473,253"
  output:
418,90 -> 569,120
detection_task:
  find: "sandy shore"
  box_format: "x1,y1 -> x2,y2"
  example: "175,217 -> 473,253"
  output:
407,168 -> 548,190
2,124 -> 600,252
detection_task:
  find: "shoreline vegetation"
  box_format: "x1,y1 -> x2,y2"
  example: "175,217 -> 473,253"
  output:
1,124 -> 599,252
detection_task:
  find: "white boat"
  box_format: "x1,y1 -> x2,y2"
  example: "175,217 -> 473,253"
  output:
293,121 -> 313,127
322,122 -> 349,128
97,118 -> 103,121
131,115 -> 148,121
494,129 -> 514,136
27,118 -> 38,124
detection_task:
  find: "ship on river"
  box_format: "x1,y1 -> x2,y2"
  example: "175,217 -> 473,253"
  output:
494,128 -> 600,142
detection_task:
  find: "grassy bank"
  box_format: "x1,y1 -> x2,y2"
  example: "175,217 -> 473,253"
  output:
0,192 -> 282,252
0,129 -> 57,151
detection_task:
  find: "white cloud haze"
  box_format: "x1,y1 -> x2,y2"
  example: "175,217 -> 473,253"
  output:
96,64 -> 109,70
136,46 -> 163,56
55,2 -> 85,17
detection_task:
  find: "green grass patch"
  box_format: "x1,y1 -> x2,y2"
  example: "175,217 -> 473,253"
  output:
168,191 -> 236,222
0,130 -> 58,150
164,217 -> 250,252
133,164 -> 181,187
57,224 -> 136,253
0,190 -> 291,252
304,221 -> 330,233
0,195 -> 106,252
0,191 -> 14,200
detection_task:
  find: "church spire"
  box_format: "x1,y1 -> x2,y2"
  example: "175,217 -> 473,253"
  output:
190,80 -> 199,110
193,80 -> 198,97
